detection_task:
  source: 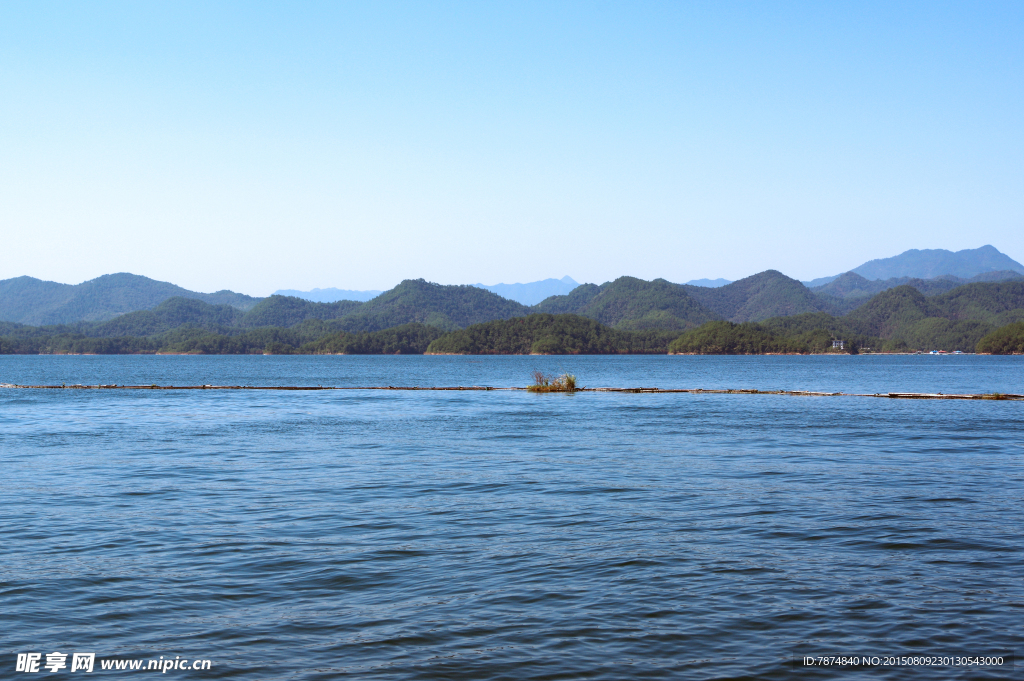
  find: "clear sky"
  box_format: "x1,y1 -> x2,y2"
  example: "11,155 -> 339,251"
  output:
2,1 -> 1022,295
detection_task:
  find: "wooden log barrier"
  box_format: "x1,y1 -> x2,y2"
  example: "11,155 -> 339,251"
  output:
1,384 -> 1021,400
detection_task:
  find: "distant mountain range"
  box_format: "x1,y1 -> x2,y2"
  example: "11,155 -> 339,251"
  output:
684,278 -> 732,287
2,245 -> 1023,353
472,276 -> 579,306
3,268 -> 1024,354
274,277 -> 579,306
7,268 -> 1017,337
425,275 -> 1024,355
272,287 -> 382,303
803,245 -> 1024,287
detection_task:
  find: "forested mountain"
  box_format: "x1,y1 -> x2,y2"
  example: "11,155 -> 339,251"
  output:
829,283 -> 1024,351
840,282 -> 1024,336
667,321 -> 839,355
5,267 -> 1024,355
4,283 -> 1024,355
87,298 -> 246,337
977,322 -> 1024,354
424,312 -> 863,356
532,271 -> 825,326
334,279 -> 531,332
0,282 -> 530,340
929,281 -> 1024,323
810,270 -> 1023,315
532,277 -> 716,330
0,280 -> 529,337
966,270 -> 1024,283
681,270 -> 826,322
0,273 -> 259,325
239,296 -> 363,328
532,284 -> 602,314
813,272 -> 956,301
307,324 -> 444,354
842,286 -> 937,337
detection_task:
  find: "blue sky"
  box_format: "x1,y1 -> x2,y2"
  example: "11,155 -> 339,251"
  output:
1,1 -> 1021,295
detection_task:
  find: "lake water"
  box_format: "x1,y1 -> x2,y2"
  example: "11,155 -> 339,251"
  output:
2,355 -> 1022,679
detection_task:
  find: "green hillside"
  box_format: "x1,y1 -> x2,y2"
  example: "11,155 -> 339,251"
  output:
667,321 -> 830,355
335,279 -> 530,332
812,272 -> 961,308
0,319 -> 350,356
532,277 -> 716,330
532,272 -> 820,327
239,295 -> 363,328
811,270 -> 1024,316
976,322 -> 1024,354
929,281 -> 1024,323
306,324 -> 444,354
682,270 -> 826,322
843,286 -> 936,337
86,297 -> 246,337
5,272 -> 1024,355
425,314 -> 678,354
0,273 -> 260,325
835,282 -> 1024,351
532,284 -> 602,314
896,319 -> 997,353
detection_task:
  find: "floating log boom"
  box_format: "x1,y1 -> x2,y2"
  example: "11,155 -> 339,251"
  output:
1,383 -> 1020,400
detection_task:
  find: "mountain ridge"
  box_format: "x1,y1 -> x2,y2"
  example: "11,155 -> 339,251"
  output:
0,273 -> 259,325
804,246 -> 1023,286
4,246 -> 1023,333
272,287 -> 382,303
5,277 -> 1024,354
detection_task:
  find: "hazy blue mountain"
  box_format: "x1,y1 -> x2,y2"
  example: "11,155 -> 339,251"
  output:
0,273 -> 260,325
852,246 -> 1023,280
684,278 -> 732,287
272,287 -> 382,303
803,246 -> 1023,287
473,276 -> 578,306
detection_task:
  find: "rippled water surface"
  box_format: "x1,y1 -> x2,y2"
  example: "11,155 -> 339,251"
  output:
2,356 -> 1023,679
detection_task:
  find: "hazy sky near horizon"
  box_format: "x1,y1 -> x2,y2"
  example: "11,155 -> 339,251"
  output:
2,2 -> 1022,296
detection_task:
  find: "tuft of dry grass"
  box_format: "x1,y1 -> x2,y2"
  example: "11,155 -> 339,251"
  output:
527,371 -> 579,393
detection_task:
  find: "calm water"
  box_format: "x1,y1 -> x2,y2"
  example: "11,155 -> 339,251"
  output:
2,356 -> 1022,679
